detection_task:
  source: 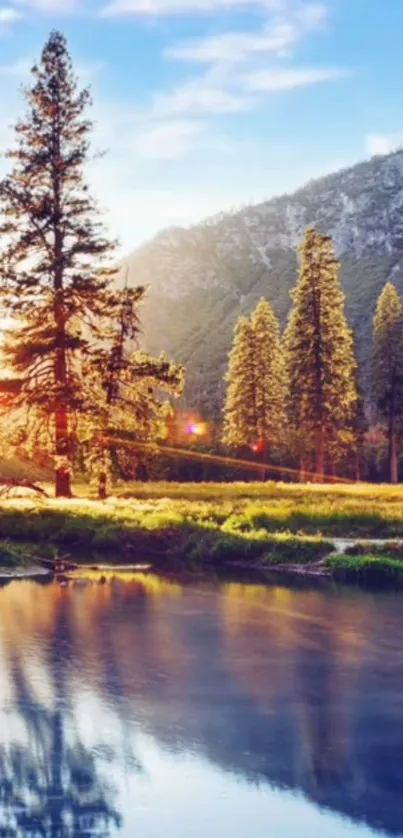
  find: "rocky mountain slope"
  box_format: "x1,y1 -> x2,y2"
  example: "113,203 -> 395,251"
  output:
123,150 -> 403,414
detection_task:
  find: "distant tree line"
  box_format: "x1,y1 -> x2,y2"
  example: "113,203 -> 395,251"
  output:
222,227 -> 403,483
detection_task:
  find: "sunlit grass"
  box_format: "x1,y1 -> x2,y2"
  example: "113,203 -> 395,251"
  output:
0,495 -> 332,567
114,480 -> 403,503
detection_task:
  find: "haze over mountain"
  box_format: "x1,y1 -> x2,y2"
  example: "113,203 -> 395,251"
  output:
123,150 -> 403,414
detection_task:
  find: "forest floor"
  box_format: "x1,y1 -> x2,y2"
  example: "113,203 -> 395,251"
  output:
1,481 -> 403,584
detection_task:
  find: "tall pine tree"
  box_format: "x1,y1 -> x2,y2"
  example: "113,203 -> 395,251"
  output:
222,316 -> 257,449
372,282 -> 403,483
222,300 -> 286,458
0,31 -> 116,497
250,298 -> 286,448
284,227 -> 357,480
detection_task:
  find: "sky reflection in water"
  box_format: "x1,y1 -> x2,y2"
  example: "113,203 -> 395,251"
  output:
0,574 -> 401,837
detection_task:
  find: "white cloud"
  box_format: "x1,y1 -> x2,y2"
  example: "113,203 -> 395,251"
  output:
148,63 -> 344,123
0,7 -> 21,22
90,98 -> 205,164
0,6 -> 22,29
242,66 -> 345,92
166,21 -> 298,64
166,3 -> 327,64
155,2 -> 336,120
151,71 -> 252,117
101,0 -> 283,17
296,1 -> 326,28
11,0 -> 329,18
366,134 -> 402,157
136,119 -> 205,158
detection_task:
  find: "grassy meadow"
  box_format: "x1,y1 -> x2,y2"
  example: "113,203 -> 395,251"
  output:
114,480 -> 403,539
1,480 -> 403,581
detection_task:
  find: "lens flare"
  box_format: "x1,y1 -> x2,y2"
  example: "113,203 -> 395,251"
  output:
187,422 -> 207,437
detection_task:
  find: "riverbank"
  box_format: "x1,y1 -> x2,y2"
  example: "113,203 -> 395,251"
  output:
1,483 -> 403,584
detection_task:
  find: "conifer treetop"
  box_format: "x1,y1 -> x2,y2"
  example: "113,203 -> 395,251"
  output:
0,29 -> 115,320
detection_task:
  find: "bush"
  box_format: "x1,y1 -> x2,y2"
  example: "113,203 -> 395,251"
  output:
327,553 -> 403,583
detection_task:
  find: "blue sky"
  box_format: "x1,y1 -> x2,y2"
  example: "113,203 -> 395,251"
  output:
0,0 -> 402,252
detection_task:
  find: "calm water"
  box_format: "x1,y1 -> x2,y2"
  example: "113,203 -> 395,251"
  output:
0,573 -> 402,837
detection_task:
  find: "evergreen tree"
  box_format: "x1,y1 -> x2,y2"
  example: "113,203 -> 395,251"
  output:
372,281 -> 403,483
222,316 -> 257,449
222,300 -> 286,457
284,227 -> 358,480
250,298 -> 286,447
0,31 -> 116,497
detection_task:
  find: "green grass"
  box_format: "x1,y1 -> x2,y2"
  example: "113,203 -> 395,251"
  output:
327,553 -> 403,583
112,481 -> 403,537
114,480 -> 403,503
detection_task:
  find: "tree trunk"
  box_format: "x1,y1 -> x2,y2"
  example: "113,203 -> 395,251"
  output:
98,471 -> 107,500
97,445 -> 109,500
51,710 -> 63,794
54,325 -> 71,498
355,449 -> 361,483
259,448 -> 266,482
315,426 -> 325,483
299,454 -> 307,483
55,403 -> 71,498
49,710 -> 64,837
389,416 -> 398,483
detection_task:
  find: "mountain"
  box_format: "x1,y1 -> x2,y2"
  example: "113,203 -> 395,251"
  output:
123,150 -> 403,415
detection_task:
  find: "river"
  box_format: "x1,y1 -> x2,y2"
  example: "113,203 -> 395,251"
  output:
0,572 -> 402,837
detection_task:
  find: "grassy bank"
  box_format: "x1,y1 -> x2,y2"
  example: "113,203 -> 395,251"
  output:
1,482 -> 403,582
0,496 -> 333,570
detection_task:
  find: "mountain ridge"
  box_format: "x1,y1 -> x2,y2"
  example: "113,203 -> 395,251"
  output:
122,149 -> 403,413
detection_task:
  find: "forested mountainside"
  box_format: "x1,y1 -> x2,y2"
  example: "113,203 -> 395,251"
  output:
123,150 -> 403,413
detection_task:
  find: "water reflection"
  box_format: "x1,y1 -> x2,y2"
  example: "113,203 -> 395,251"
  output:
0,576 -> 401,837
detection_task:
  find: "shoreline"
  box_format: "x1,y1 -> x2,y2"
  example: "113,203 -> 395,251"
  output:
2,548 -> 403,588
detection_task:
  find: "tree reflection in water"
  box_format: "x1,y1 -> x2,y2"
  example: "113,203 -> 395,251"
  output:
0,576 -> 401,837
0,582 -> 138,838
